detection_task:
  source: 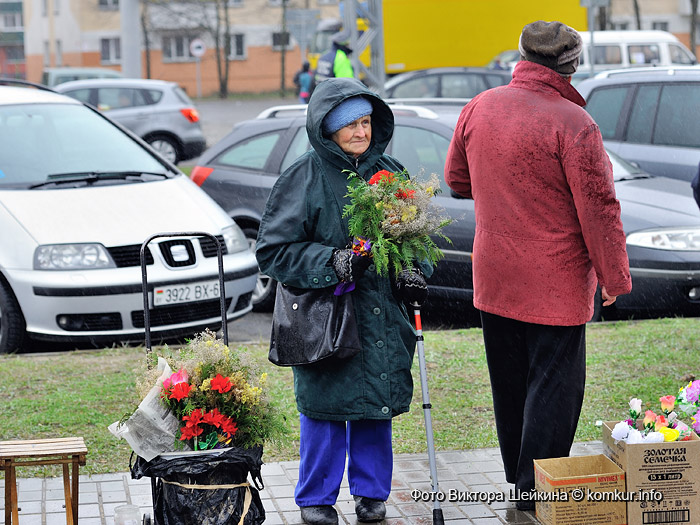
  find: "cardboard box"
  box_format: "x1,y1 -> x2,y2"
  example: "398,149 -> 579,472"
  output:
534,454 -> 627,525
602,420 -> 700,525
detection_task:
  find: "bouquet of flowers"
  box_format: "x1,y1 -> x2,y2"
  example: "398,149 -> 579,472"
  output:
343,169 -> 451,276
118,330 -> 286,455
610,389 -> 700,444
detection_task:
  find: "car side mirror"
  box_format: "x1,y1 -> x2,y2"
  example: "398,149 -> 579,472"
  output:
450,189 -> 467,199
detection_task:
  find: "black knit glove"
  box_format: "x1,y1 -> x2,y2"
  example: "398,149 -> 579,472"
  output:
331,249 -> 371,282
394,268 -> 428,306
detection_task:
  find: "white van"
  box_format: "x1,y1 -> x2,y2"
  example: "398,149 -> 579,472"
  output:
578,30 -> 696,71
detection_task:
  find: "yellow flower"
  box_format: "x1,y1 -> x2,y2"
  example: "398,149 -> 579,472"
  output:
658,427 -> 680,442
260,373 -> 268,386
401,205 -> 418,223
375,202 -> 383,209
200,378 -> 211,391
206,340 -> 213,347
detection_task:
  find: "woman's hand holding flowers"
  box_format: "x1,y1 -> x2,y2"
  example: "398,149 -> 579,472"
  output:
332,248 -> 372,283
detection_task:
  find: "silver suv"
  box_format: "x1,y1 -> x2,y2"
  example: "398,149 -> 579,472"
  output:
576,68 -> 700,182
56,78 -> 207,165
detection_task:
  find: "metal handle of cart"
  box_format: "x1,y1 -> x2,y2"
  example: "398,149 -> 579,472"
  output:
140,232 -> 229,357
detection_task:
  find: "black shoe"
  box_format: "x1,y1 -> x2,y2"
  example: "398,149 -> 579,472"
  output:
353,496 -> 386,522
300,505 -> 338,525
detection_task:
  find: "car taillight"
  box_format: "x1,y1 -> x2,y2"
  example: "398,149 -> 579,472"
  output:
180,108 -> 200,123
190,166 -> 214,186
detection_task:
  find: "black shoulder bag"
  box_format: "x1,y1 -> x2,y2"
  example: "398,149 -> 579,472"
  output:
268,283 -> 362,366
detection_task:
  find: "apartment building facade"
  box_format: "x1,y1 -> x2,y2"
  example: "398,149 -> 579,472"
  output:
1,0 -> 25,77
22,0 -> 338,95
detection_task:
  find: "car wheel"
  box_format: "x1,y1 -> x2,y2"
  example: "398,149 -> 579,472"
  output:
242,227 -> 276,312
0,278 -> 26,354
147,135 -> 180,164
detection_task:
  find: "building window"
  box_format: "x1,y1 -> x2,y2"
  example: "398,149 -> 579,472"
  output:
41,0 -> 47,16
318,0 -> 337,4
652,21 -> 669,32
54,0 -> 59,15
101,37 -> 121,64
6,45 -> 25,63
55,39 -> 62,66
98,0 -> 119,10
162,35 -> 196,62
228,0 -> 243,5
43,40 -> 50,66
2,12 -> 23,30
272,31 -> 291,51
268,0 -> 282,5
229,33 -> 246,59
611,22 -> 629,30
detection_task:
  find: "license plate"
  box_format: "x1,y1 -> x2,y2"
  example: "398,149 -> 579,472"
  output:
153,280 -> 220,306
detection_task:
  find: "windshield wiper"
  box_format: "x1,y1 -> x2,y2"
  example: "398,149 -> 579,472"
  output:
29,171 -> 169,189
615,173 -> 653,182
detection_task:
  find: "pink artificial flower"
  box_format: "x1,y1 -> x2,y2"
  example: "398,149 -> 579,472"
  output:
163,368 -> 189,390
687,381 -> 700,404
655,414 -> 669,431
692,410 -> 700,434
660,395 -> 676,414
643,410 -> 657,429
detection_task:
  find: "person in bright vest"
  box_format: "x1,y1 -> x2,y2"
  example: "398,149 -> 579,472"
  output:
314,29 -> 354,84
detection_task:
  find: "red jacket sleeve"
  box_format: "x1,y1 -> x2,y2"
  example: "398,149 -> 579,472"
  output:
445,109 -> 473,199
563,124 -> 632,297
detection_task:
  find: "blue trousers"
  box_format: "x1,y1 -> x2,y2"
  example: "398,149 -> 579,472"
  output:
294,414 -> 393,506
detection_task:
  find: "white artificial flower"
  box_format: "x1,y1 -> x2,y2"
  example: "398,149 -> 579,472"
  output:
645,432 -> 665,443
626,428 -> 645,444
611,421 -> 630,442
629,398 -> 642,416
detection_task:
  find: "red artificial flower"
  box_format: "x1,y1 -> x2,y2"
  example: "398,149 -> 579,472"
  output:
168,382 -> 192,402
202,408 -> 225,428
221,416 -> 239,437
394,188 -> 415,199
179,424 -> 203,441
182,408 -> 203,427
210,374 -> 233,393
368,170 -> 394,185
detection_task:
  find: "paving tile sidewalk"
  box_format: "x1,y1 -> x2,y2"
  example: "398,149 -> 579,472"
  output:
1,442 -> 603,525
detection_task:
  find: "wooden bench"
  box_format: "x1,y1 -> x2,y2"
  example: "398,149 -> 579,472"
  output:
1,437 -> 87,525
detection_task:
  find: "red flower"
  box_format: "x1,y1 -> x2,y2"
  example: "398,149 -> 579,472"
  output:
168,382 -> 192,402
182,408 -> 203,427
395,188 -> 415,199
202,408 -> 225,428
221,416 -> 238,437
180,424 -> 203,441
369,170 -> 394,185
210,374 -> 233,393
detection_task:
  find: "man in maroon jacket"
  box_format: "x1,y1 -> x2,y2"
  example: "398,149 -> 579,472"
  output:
445,21 -> 632,511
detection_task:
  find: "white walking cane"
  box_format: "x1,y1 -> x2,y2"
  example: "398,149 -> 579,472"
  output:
412,302 -> 445,525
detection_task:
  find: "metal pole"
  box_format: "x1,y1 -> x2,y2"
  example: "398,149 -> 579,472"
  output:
589,6 -> 596,76
413,304 -> 445,525
196,57 -> 202,99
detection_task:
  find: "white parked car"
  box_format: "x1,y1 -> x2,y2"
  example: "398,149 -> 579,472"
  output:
0,82 -> 257,353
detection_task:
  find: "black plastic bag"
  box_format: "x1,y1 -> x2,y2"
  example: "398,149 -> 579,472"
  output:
131,446 -> 265,525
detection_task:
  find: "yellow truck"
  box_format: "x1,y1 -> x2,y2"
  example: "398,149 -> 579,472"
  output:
309,0 -> 589,75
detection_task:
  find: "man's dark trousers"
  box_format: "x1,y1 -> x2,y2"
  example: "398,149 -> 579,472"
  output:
480,310 -> 586,497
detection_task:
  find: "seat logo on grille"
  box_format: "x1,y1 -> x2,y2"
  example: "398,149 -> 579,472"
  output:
170,244 -> 190,262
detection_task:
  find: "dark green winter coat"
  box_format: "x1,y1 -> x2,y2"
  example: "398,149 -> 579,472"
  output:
256,77 -> 432,421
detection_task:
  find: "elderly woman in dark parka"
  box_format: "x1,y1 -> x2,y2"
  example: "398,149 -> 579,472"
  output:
255,77 -> 430,525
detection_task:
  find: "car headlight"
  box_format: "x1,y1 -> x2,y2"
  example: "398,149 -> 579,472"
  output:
34,244 -> 116,270
222,224 -> 248,254
627,228 -> 700,251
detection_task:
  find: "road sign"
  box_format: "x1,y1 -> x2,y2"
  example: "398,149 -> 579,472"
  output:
189,38 -> 206,58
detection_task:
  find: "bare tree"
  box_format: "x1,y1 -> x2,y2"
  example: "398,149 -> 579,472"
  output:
632,0 -> 641,30
147,0 -> 232,98
691,0 -> 699,58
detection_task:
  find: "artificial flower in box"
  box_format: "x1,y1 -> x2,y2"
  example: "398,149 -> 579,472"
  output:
610,392 -> 698,444
343,169 -> 451,276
